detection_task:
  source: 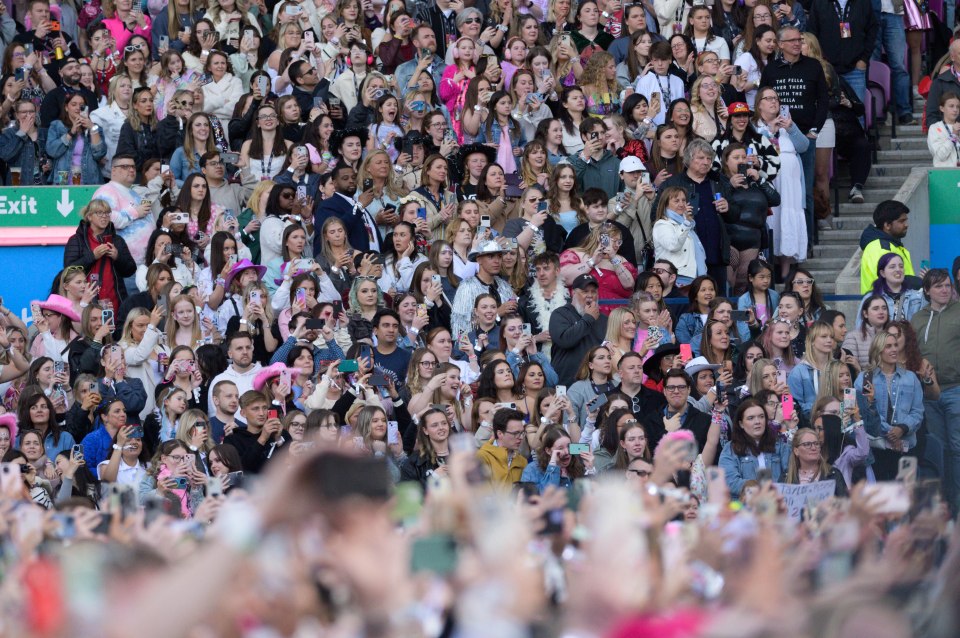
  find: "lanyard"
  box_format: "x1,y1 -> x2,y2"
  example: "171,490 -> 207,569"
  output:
261,153 -> 272,177
655,74 -> 672,104
833,0 -> 851,22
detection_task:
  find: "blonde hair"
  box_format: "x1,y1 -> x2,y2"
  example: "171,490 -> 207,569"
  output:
176,408 -> 214,453
689,74 -> 727,127
357,150 -> 409,201
580,51 -> 620,95
803,320 -> 835,370
747,358 -> 775,396
577,223 -> 621,256
246,180 -> 275,215
165,294 -> 202,347
815,360 -> 847,405
445,215 -> 475,246
82,199 -> 112,222
785,427 -> 831,484
604,307 -> 636,345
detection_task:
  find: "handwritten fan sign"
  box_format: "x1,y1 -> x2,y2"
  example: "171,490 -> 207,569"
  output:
774,480 -> 836,521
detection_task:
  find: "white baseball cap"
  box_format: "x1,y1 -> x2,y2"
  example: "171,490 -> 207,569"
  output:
619,156 -> 646,173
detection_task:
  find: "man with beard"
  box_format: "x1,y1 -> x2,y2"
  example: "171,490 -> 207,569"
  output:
208,332 -> 263,418
39,57 -> 98,129
519,252 -> 568,358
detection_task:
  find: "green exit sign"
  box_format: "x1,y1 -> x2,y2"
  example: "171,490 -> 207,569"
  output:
0,186 -> 99,227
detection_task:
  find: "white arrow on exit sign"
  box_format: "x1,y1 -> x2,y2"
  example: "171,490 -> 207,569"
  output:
56,190 -> 74,218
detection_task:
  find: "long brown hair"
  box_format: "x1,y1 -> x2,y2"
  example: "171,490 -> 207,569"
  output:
536,427 -> 585,477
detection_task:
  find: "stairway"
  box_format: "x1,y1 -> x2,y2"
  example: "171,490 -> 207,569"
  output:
804,96 -> 928,296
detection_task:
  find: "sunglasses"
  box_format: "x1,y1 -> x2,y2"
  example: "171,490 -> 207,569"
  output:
462,17 -> 482,24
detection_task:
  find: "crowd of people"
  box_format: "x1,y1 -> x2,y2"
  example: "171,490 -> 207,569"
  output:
0,0 -> 958,633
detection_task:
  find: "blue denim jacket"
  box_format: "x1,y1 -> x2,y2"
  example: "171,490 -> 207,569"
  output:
474,120 -> 527,151
0,127 -> 49,184
718,438 -> 791,497
675,312 -> 705,345
787,361 -> 819,418
520,461 -> 573,494
45,119 -> 107,186
855,366 -> 924,450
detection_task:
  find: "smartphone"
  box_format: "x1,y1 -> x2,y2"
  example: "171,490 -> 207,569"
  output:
50,20 -> 61,31
304,30 -> 314,44
842,387 -> 856,413
305,318 -> 326,330
921,259 -> 931,270
897,456 -> 918,484
569,443 -> 589,455
756,467 -> 773,488
648,325 -> 663,344
362,178 -> 374,192
480,215 -> 491,228
587,393 -> 608,411
779,104 -> 790,119
537,200 -> 548,214
206,476 -> 224,497
781,393 -> 795,421
733,65 -> 742,75
171,212 -> 190,225
72,444 -> 84,459
159,34 -> 169,49
368,371 -> 388,387
861,482 -> 910,514
776,367 -> 787,385
706,466 -> 726,504
679,343 -> 693,362
92,512 -> 113,535
0,463 -> 19,493
410,533 -> 458,574
338,359 -> 359,372
730,310 -> 750,322
556,385 -> 567,397
295,287 -> 307,304
14,67 -> 24,82
169,476 -> 189,490
387,420 -> 399,445
257,75 -> 269,96
128,425 -> 144,439
267,409 -> 279,421
521,323 -> 532,336
221,151 -> 240,164
224,470 -> 245,489
284,3 -> 302,14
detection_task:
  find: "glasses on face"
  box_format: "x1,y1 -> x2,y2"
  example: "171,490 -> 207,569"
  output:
462,17 -> 481,24
258,113 -> 278,121
166,454 -> 186,462
652,267 -> 672,276
114,164 -> 136,170
760,95 -> 780,102
792,278 -> 814,286
627,469 -> 652,477
798,441 -> 821,450
16,109 -> 36,115
503,429 -> 525,438
780,37 -> 803,43
664,384 -> 688,392
125,44 -> 144,52
290,421 -> 306,428
195,29 -> 212,36
420,360 -> 437,368
205,160 -> 223,167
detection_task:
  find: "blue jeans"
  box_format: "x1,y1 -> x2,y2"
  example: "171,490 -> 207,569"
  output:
923,385 -> 960,510
799,139 -> 816,247
873,13 -> 912,118
842,68 -> 868,105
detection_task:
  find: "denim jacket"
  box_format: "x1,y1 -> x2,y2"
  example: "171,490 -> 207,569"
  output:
675,312 -> 705,345
520,461 -> 573,494
855,366 -> 924,450
506,351 -> 559,387
474,119 -> 527,151
856,288 -> 926,328
787,360 -> 819,418
45,119 -> 107,185
718,438 -> 791,497
0,127 -> 49,184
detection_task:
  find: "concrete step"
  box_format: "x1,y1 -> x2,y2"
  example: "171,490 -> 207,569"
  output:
801,256 -> 850,270
817,229 -> 865,243
809,243 -> 862,259
880,137 -> 929,151
879,124 -> 924,136
876,149 -> 935,161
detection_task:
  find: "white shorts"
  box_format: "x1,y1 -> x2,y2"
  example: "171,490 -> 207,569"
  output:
816,117 -> 836,148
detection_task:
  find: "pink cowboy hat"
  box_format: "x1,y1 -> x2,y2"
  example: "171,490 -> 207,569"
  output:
252,362 -> 290,392
38,294 -> 81,322
223,259 -> 267,290
0,413 -> 18,443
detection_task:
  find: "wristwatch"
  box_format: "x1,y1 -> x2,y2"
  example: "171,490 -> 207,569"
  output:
497,24 -> 508,32
112,444 -> 122,451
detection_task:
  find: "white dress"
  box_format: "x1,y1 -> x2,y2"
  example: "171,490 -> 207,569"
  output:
734,52 -> 761,110
767,127 -> 807,262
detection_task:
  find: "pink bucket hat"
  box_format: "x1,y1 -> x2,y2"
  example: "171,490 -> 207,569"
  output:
38,294 -> 81,322
252,362 -> 290,392
0,413 -> 18,443
224,259 -> 267,291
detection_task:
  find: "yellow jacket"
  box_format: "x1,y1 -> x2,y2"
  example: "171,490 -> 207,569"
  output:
476,439 -> 528,486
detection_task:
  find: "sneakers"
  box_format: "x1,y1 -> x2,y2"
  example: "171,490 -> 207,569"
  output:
817,218 -> 833,231
898,114 -> 917,126
848,185 -> 864,204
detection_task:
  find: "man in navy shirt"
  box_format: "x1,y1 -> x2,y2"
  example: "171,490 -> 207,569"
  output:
372,309 -> 412,385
